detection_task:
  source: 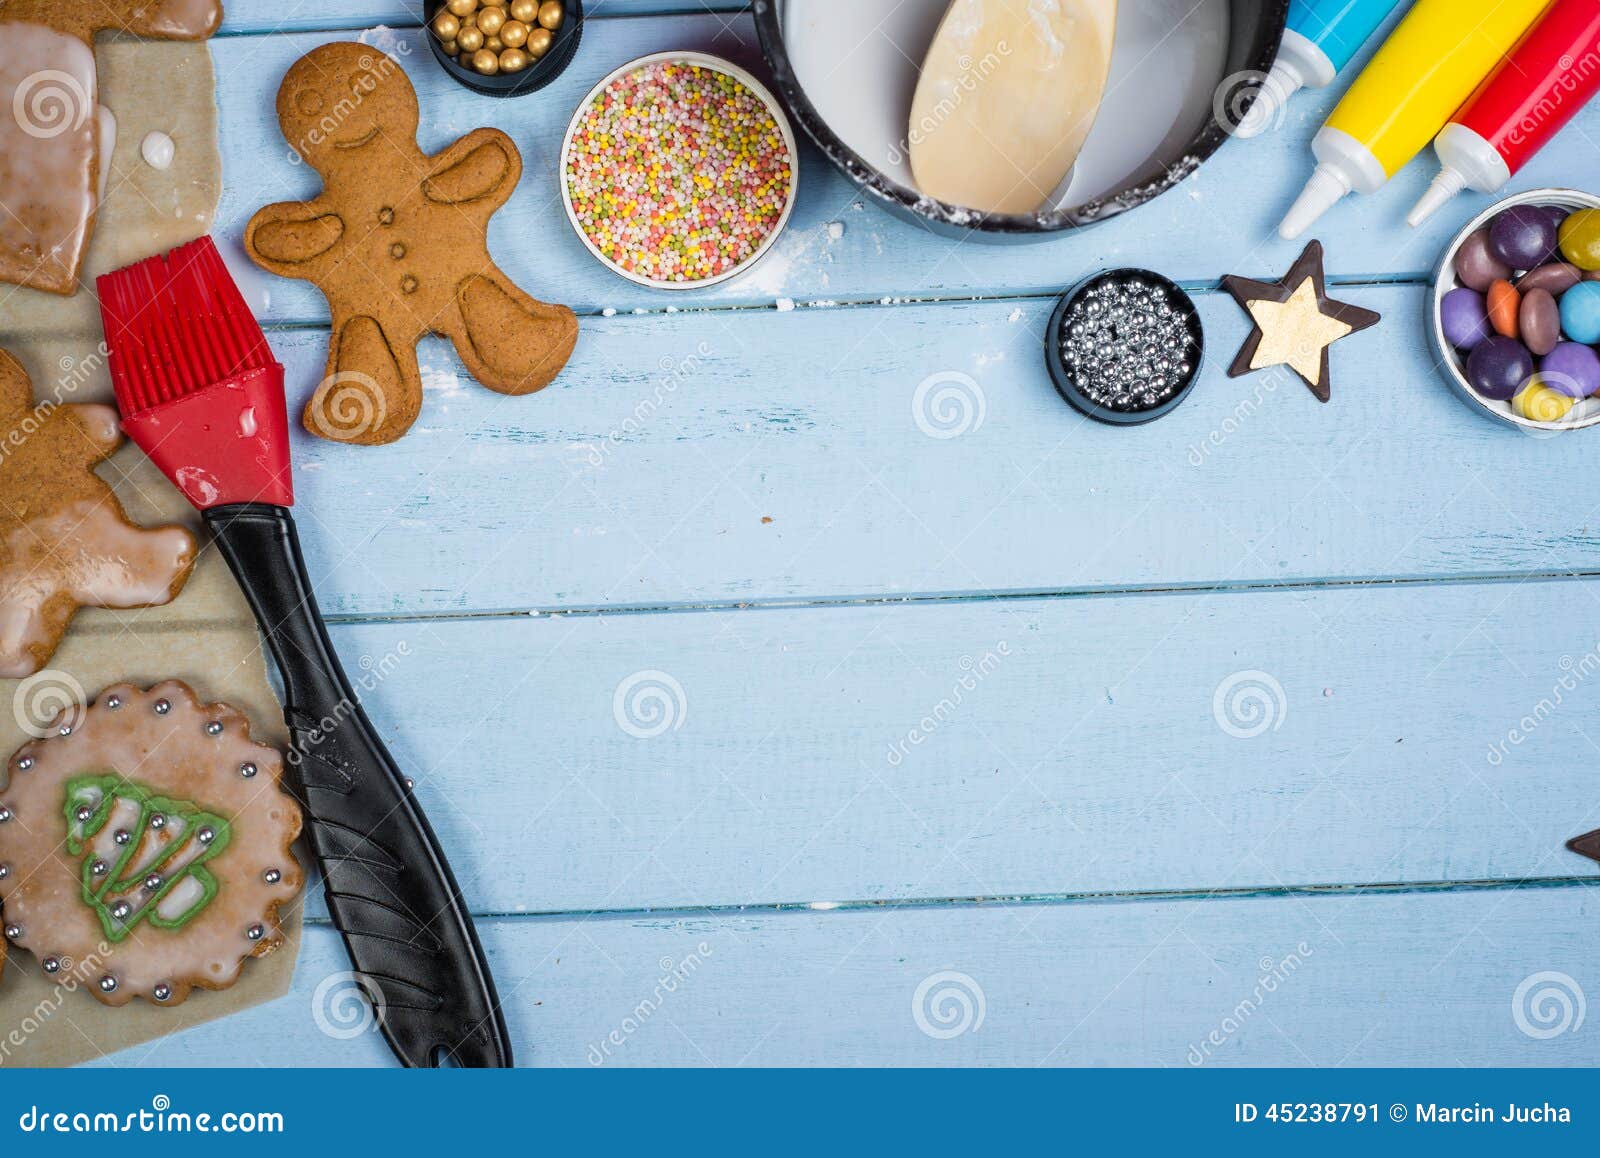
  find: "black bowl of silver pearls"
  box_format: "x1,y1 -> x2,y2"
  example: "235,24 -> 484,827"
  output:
426,0 -> 582,96
1046,268 -> 1205,426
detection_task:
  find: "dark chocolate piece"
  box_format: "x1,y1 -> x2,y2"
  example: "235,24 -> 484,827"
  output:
1222,240 -> 1380,403
1566,829 -> 1600,864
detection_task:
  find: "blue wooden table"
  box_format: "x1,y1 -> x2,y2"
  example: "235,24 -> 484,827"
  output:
94,0 -> 1600,1066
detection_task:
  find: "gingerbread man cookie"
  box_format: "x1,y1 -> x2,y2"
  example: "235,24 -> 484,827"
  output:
0,681 -> 304,1007
0,0 -> 223,295
245,42 -> 579,446
0,347 -> 197,678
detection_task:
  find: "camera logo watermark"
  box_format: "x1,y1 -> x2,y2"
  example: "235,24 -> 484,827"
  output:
1212,670 -> 1287,739
612,670 -> 687,739
1513,971 -> 1585,1041
912,970 -> 986,1040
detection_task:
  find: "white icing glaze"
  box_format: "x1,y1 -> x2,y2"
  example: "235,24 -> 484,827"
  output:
0,682 -> 304,1006
140,130 -> 175,171
0,23 -> 100,290
0,498 -> 196,679
132,0 -> 221,37
156,874 -> 205,921
97,105 -> 117,201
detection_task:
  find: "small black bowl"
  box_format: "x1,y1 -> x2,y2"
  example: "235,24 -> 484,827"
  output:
425,0 -> 584,97
1045,269 -> 1205,426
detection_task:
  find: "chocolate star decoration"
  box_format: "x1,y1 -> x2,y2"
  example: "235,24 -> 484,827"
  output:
1222,240 -> 1380,403
1567,829 -> 1600,865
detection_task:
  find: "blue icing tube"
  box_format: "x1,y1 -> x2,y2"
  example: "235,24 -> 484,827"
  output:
1236,0 -> 1411,137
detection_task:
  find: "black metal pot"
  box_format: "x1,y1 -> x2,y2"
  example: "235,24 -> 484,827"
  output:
753,0 -> 1288,242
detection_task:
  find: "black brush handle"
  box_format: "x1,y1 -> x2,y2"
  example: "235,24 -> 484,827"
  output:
205,502 -> 511,1068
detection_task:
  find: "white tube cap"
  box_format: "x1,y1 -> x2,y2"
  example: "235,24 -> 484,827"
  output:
1279,164 -> 1352,240
1407,168 -> 1468,227
1235,63 -> 1302,139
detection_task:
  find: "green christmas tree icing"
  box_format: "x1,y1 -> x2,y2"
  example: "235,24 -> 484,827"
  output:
62,774 -> 232,943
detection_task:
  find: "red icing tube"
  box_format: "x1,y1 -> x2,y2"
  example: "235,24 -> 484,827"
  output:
1411,0 -> 1600,225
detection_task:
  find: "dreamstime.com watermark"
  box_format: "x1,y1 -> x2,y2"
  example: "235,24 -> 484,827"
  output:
885,43 -> 1011,168
0,944 -> 111,1066
1187,368 -> 1294,466
15,1095 -> 283,1134
587,942 -> 714,1065
1507,52 -> 1600,147
0,344 -> 107,464
885,642 -> 1010,766
286,47 -> 411,164
1485,645 -> 1600,766
1186,942 -> 1315,1065
582,342 -> 713,470
289,641 -> 412,767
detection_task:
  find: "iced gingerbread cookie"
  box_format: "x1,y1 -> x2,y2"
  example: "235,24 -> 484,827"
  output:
0,348 -> 197,678
0,0 -> 223,295
0,681 -> 303,1007
245,42 -> 578,446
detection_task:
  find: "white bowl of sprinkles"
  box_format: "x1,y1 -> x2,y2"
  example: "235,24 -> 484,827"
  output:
560,50 -> 799,290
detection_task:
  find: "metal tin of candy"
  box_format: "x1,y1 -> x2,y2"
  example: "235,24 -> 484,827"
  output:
1432,187 -> 1600,433
558,51 -> 799,291
1046,269 -> 1204,425
426,0 -> 584,97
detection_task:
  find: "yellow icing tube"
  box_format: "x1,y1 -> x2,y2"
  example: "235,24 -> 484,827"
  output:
1279,0 -> 1552,239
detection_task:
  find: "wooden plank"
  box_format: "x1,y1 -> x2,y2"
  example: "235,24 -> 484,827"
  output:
124,574 -> 1600,916
210,17 -> 1600,320
260,287 -> 1600,619
89,886 -> 1600,1066
220,0 -> 747,35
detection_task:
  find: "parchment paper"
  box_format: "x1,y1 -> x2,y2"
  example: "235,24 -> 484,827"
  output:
0,38 -> 305,1069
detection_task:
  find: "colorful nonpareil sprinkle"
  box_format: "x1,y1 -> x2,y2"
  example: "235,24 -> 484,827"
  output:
565,60 -> 794,285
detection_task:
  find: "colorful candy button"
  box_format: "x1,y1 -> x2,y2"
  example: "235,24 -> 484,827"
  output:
1441,287 -> 1491,350
1467,336 -> 1534,401
1514,380 -> 1577,423
1520,287 -> 1561,356
1486,280 -> 1520,339
1489,205 -> 1559,270
1559,208 -> 1600,271
1517,262 -> 1582,296
1559,280 -> 1600,344
1540,341 -> 1600,398
1454,228 -> 1513,292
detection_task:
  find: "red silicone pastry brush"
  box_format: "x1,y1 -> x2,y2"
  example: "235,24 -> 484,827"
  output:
97,237 -> 511,1069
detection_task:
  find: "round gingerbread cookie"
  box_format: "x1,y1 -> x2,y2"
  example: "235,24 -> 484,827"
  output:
0,681 -> 303,1007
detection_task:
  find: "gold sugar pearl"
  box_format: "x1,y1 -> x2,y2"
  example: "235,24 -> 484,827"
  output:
431,11 -> 460,40
526,25 -> 553,56
500,19 -> 528,47
499,47 -> 528,72
537,1 -> 563,31
484,34 -> 503,51
472,47 -> 500,74
478,5 -> 506,34
446,0 -> 477,15
509,0 -> 537,21
443,39 -> 460,55
456,25 -> 485,51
